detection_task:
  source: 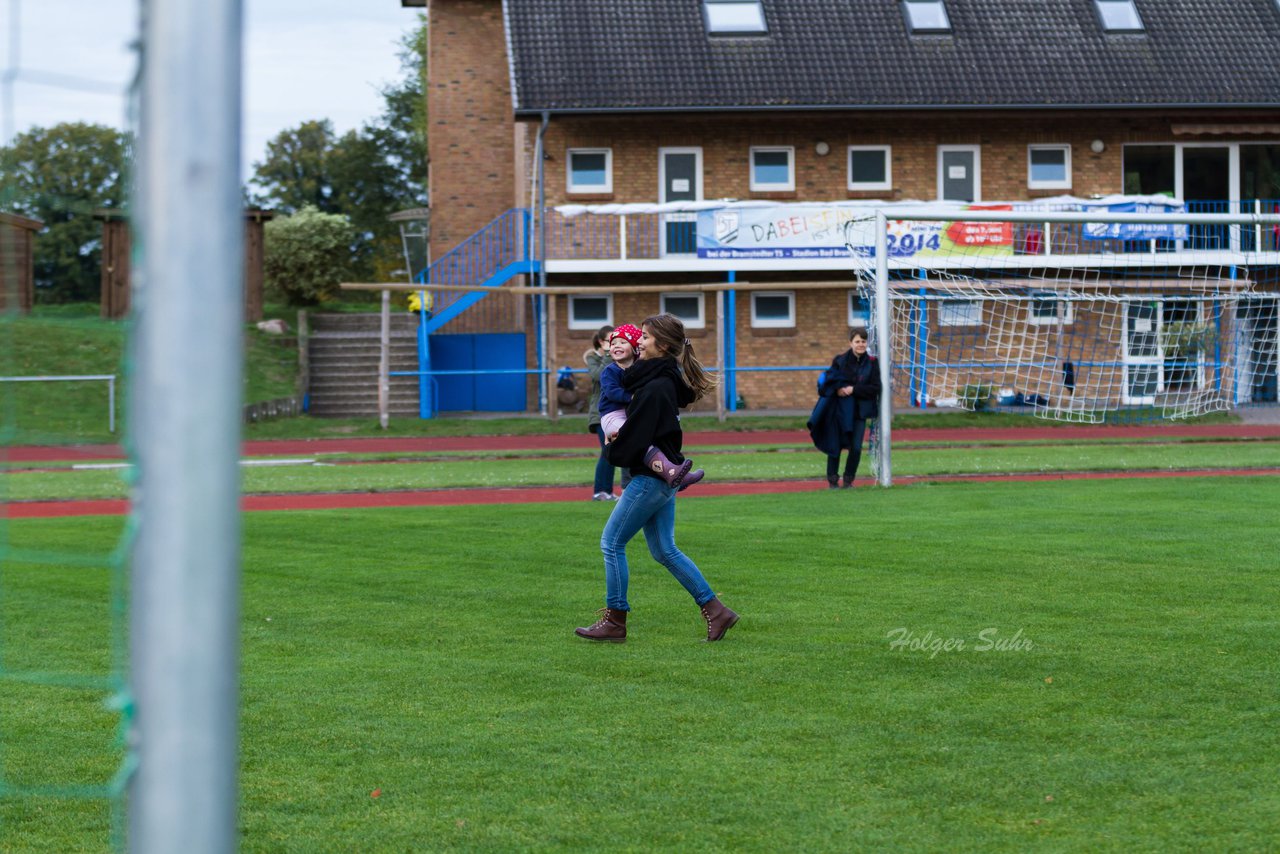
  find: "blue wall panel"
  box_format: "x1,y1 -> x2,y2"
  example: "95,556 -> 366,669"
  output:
472,333 -> 527,411
429,334 -> 475,412
429,333 -> 526,412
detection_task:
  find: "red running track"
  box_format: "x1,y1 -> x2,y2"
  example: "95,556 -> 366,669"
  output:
10,467 -> 1280,519
6,422 -> 1280,463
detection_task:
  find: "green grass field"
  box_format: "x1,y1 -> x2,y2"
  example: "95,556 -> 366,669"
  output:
3,475 -> 1279,851
0,310 -> 298,445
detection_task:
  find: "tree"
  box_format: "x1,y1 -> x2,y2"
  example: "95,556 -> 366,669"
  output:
250,119 -> 338,214
0,122 -> 130,302
248,15 -> 428,284
375,16 -> 429,199
262,205 -> 356,306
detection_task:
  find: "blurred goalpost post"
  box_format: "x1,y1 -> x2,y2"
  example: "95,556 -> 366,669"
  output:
859,207 -> 1280,487
129,0 -> 244,852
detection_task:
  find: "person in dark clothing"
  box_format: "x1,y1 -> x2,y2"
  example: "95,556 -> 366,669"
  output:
585,325 -> 618,500
808,327 -> 882,488
597,323 -> 703,491
574,313 -> 739,644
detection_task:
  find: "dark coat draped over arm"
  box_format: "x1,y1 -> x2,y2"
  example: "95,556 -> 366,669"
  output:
807,350 -> 881,454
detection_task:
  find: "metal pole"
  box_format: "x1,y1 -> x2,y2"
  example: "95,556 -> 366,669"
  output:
546,292 -> 558,422
536,112 -> 550,416
875,211 -> 892,487
109,375 -> 116,433
715,289 -> 725,422
378,289 -> 390,429
130,0 -> 242,851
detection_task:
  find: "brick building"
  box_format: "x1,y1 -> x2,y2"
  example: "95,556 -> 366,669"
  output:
413,0 -> 1280,414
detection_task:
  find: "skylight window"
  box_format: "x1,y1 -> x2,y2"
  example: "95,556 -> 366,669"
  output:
703,1 -> 768,35
1094,0 -> 1144,33
903,0 -> 951,34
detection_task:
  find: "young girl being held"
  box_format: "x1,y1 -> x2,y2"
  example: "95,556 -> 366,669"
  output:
598,324 -> 703,491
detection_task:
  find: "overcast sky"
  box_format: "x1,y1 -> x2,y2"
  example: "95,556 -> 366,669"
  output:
1,0 -> 420,180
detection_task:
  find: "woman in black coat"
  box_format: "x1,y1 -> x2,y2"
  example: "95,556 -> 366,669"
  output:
573,313 -> 739,644
808,327 -> 882,488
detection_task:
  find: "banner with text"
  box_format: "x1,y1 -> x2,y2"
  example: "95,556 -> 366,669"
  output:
1080,200 -> 1188,241
696,205 -> 1015,260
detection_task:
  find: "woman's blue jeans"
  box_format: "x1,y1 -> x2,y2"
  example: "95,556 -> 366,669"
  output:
600,474 -> 714,611
592,427 -> 615,494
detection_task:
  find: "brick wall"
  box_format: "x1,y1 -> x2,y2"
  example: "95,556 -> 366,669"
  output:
525,111 -> 1274,208
428,0 -> 516,264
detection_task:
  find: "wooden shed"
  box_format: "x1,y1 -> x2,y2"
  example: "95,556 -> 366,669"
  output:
0,212 -> 44,314
96,208 -> 276,320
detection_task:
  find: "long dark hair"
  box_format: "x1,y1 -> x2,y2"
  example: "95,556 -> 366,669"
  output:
640,313 -> 718,401
591,324 -> 613,350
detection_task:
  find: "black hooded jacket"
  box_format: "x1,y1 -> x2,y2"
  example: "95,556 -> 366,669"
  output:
604,357 -> 695,479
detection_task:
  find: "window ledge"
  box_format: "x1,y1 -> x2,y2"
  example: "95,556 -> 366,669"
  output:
847,189 -> 898,200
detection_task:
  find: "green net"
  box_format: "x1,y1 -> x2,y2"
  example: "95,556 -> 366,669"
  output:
1,10 -> 136,849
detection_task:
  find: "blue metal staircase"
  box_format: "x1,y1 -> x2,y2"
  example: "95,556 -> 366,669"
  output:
409,208 -> 541,416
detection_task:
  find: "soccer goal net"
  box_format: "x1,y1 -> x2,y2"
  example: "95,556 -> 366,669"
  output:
847,203 -> 1280,426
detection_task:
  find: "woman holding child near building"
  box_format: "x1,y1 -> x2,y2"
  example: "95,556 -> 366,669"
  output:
574,314 -> 738,644
808,327 -> 881,488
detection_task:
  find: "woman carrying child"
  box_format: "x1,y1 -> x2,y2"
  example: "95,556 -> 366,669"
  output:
597,323 -> 702,491
575,314 -> 737,644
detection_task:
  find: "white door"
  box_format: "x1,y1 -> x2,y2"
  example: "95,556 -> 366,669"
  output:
938,145 -> 980,202
659,147 -> 702,256
1122,300 -> 1161,404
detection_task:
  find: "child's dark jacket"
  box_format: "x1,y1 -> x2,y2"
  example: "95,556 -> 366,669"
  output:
605,357 -> 694,479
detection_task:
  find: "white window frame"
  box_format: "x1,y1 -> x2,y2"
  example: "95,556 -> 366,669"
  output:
750,291 -> 796,328
749,146 -> 795,192
938,299 -> 983,327
566,148 -> 612,194
703,0 -> 768,35
1028,298 -> 1075,326
847,146 -> 893,191
902,0 -> 952,34
848,291 -> 871,326
1027,145 -> 1072,190
660,292 -> 706,329
567,293 -> 613,330
1094,0 -> 1144,33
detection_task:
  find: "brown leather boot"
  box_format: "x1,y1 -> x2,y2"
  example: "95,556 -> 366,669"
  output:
574,608 -> 627,642
700,598 -> 739,642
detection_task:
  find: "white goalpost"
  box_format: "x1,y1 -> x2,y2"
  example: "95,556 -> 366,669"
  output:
850,206 -> 1280,487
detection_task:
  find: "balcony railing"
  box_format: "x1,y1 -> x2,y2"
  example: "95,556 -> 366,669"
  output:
542,200 -> 1280,264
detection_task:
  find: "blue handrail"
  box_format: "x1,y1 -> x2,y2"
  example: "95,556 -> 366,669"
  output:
413,208 -> 531,315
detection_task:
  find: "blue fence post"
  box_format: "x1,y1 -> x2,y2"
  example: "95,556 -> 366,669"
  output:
726,271 -> 738,411
418,316 -> 434,419
522,208 -> 532,261
1216,276 -> 1227,394
910,272 -> 929,408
